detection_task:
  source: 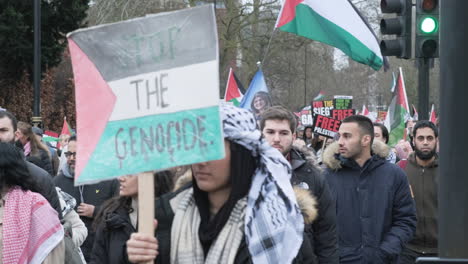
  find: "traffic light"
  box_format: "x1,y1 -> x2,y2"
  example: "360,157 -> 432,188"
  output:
415,0 -> 439,58
380,0 -> 413,59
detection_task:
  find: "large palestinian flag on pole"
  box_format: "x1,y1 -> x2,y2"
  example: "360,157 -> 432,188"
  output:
385,67 -> 410,146
275,0 -> 384,70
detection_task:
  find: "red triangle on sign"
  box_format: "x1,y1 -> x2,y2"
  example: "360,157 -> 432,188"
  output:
68,39 -> 117,180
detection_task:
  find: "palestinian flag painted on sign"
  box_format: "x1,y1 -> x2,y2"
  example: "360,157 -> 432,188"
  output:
68,6 -> 222,184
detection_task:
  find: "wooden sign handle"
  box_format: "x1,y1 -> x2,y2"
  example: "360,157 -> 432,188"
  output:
138,171 -> 155,264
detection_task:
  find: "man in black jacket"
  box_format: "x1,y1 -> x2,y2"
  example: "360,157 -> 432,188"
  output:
260,106 -> 339,264
54,135 -> 119,262
0,110 -> 62,218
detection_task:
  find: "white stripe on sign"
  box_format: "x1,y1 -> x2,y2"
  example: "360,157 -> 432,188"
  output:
108,60 -> 219,121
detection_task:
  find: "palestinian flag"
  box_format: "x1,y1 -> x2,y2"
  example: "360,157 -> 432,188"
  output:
60,117 -> 74,136
361,105 -> 369,116
384,68 -> 410,146
430,104 -> 437,124
412,104 -> 419,121
224,68 -> 245,106
275,0 -> 383,71
313,91 -> 325,101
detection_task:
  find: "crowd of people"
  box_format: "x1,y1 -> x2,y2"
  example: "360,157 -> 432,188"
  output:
0,102 -> 440,263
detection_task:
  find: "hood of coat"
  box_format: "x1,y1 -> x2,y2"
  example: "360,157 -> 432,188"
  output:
290,145 -> 320,171
322,140 -> 390,170
171,175 -> 318,225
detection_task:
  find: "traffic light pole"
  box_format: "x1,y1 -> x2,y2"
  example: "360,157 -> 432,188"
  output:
416,0 -> 468,262
417,58 -> 430,120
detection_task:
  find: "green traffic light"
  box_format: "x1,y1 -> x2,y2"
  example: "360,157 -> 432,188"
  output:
420,17 -> 438,34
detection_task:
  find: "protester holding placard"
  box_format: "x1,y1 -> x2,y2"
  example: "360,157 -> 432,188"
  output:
126,104 -> 316,264
90,171 -> 174,264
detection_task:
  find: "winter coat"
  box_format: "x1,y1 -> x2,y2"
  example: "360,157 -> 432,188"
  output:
154,183 -> 319,264
290,146 -> 339,264
398,153 -> 439,254
27,148 -> 54,176
322,141 -> 417,264
53,172 -> 119,261
90,207 -> 135,264
26,161 -> 62,219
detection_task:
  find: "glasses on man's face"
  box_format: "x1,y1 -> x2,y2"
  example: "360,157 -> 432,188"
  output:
65,152 -> 77,158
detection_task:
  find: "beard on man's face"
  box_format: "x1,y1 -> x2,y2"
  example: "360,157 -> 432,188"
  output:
415,147 -> 436,160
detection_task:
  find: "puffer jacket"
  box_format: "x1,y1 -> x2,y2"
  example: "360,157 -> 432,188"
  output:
322,141 -> 416,264
290,146 -> 339,263
154,183 -> 319,264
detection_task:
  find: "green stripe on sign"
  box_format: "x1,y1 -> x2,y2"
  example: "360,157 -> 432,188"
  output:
280,4 -> 383,71
77,106 -> 224,184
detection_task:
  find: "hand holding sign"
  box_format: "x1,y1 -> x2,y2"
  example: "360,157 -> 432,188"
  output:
68,6 -> 221,260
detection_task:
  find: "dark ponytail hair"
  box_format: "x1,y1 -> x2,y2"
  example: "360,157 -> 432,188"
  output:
194,140 -> 258,255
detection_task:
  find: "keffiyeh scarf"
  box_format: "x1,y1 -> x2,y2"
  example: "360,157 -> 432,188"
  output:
220,104 -> 304,264
171,188 -> 246,264
3,187 -> 64,264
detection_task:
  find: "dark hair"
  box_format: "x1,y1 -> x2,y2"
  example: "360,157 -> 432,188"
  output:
0,142 -> 38,192
302,126 -> 314,141
413,120 -> 438,138
68,135 -> 77,142
0,110 -> 18,132
373,123 -> 389,144
259,106 -> 297,133
342,115 -> 374,145
93,170 -> 174,231
250,91 -> 272,113
194,141 -> 257,255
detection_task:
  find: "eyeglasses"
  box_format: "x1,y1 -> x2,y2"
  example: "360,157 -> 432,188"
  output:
64,152 -> 77,158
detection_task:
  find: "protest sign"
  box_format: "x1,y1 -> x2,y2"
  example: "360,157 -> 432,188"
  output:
312,100 -> 334,117
312,114 -> 341,138
333,96 -> 353,110
68,5 -> 223,185
298,105 -> 313,126
331,109 -> 356,121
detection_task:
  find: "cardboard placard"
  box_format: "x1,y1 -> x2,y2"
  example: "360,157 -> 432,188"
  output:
312,114 -> 341,138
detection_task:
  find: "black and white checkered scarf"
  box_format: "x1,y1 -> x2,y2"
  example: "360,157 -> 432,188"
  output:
220,104 -> 304,263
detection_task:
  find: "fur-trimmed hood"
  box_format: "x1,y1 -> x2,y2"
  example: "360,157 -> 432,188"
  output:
291,145 -> 321,171
173,174 -> 318,224
322,140 -> 390,170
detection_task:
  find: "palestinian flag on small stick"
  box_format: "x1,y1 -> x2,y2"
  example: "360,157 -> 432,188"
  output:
275,0 -> 384,70
430,104 -> 437,124
384,67 -> 410,146
313,91 -> 325,101
60,117 -> 74,136
224,68 -> 245,106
